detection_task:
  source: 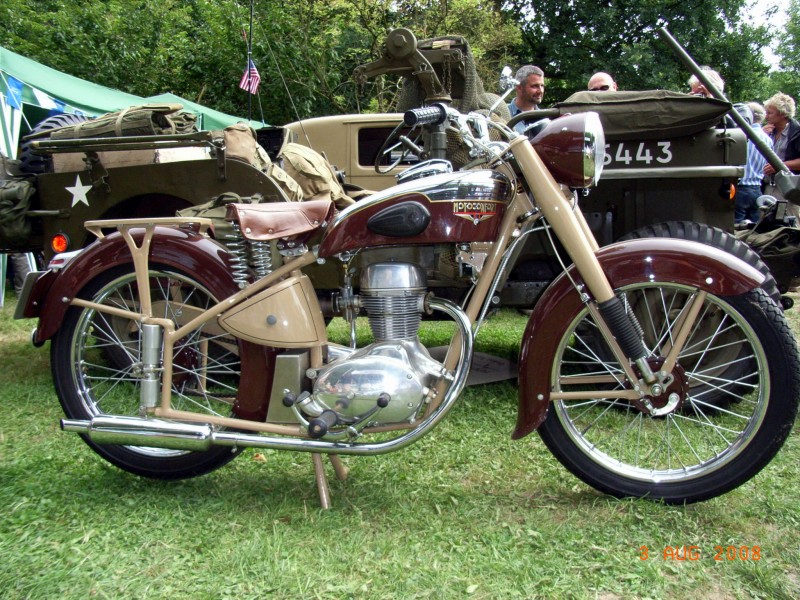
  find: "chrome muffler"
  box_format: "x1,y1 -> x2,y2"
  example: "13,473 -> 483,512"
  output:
62,416 -> 214,451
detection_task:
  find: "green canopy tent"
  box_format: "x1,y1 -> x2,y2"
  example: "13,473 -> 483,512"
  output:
0,45 -> 266,304
1,44 -> 264,160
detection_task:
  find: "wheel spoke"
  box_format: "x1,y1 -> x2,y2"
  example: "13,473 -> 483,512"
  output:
548,282 -> 770,483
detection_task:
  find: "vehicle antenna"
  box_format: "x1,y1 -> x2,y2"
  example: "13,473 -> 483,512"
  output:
247,1 -> 255,121
264,36 -> 313,148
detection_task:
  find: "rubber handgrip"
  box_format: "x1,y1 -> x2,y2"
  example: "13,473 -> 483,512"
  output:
404,104 -> 447,127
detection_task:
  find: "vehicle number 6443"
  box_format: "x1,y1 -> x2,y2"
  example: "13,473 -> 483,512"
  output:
604,141 -> 672,166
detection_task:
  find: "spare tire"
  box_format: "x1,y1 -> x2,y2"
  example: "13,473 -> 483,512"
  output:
18,113 -> 89,174
618,221 -> 782,307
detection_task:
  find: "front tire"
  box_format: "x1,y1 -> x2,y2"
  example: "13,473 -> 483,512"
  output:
51,265 -> 243,479
538,285 -> 799,504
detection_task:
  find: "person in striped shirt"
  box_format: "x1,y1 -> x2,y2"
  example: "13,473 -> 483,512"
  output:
734,103 -> 773,224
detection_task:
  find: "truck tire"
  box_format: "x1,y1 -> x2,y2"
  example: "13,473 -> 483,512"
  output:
18,113 -> 89,174
618,221 -> 781,306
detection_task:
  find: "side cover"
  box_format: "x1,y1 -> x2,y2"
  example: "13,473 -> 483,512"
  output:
513,238 -> 765,439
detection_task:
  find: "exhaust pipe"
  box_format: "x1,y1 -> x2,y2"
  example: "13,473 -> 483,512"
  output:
62,416 -> 214,452
61,296 -> 474,456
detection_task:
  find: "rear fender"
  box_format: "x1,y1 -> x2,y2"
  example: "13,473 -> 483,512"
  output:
32,226 -> 238,343
513,238 -> 764,439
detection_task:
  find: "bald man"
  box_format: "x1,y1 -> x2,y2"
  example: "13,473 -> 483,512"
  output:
588,72 -> 618,92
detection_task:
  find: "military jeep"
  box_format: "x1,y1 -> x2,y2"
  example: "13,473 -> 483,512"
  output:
282,29 -> 788,307
0,28 -> 789,307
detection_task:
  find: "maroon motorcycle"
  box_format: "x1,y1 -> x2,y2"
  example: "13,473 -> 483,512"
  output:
16,104 -> 800,507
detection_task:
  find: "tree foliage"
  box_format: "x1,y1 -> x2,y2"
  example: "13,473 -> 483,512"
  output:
0,0 -> 790,125
502,0 -> 773,103
771,0 -> 800,101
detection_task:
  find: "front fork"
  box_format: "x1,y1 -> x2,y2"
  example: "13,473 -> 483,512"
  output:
508,137 -> 659,388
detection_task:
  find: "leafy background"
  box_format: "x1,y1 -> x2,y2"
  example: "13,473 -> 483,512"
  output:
1,0 -> 798,125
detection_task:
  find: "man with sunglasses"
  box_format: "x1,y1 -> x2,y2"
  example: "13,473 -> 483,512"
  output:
587,72 -> 618,92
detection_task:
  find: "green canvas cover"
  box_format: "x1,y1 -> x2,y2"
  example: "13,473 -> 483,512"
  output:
49,103 -> 198,139
556,90 -> 732,140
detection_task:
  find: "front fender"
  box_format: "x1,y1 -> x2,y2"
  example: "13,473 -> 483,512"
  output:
32,226 -> 238,344
513,238 -> 764,440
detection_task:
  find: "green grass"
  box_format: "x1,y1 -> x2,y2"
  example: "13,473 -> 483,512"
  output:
1,293 -> 798,599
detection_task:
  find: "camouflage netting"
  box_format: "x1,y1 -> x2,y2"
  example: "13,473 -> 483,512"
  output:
396,35 -> 511,121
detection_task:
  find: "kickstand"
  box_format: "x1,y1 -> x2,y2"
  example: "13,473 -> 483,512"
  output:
311,453 -> 350,509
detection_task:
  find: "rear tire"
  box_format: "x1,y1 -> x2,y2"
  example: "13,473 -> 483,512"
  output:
51,264 -> 243,480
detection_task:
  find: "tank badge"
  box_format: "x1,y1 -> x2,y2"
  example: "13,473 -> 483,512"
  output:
453,201 -> 499,224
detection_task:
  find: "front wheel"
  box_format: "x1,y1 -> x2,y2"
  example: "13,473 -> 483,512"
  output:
538,285 -> 799,504
51,265 -> 243,479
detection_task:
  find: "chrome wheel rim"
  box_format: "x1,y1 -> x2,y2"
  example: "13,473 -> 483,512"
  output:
553,284 -> 769,483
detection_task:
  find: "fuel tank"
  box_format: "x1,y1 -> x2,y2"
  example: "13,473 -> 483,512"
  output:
317,169 -> 513,258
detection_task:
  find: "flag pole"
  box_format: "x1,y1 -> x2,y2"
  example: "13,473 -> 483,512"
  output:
246,0 -> 254,121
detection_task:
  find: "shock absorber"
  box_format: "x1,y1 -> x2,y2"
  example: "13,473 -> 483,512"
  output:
223,222 -> 249,288
139,323 -> 162,415
249,240 -> 273,279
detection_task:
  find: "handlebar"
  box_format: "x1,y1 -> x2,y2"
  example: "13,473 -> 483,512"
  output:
403,105 -> 449,127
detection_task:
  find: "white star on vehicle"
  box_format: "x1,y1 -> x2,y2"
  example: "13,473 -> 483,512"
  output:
66,174 -> 93,207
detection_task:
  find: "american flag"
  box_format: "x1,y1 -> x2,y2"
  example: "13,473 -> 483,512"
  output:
239,59 -> 261,95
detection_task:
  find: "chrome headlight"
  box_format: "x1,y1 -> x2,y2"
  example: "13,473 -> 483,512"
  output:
530,111 -> 605,188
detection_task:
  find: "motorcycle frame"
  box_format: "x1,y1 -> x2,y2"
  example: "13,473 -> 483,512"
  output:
47,133 -> 764,451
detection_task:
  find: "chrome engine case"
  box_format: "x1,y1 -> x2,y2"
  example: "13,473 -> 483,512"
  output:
312,339 -> 444,424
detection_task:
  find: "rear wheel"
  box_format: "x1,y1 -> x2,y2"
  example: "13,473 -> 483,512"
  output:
538,285 -> 799,504
51,264 -> 243,479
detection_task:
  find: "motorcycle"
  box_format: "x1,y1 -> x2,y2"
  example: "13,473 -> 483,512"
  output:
15,103 -> 800,508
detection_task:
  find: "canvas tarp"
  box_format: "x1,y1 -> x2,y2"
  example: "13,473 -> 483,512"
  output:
0,45 -> 265,159
555,90 -> 732,140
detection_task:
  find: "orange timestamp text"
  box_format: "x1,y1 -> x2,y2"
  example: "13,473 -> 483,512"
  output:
638,545 -> 762,561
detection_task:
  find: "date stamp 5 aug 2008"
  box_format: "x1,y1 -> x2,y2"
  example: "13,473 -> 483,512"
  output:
639,545 -> 762,561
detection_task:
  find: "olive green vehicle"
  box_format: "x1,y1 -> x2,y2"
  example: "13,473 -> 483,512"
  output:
0,28 -> 792,307
0,120 -> 293,260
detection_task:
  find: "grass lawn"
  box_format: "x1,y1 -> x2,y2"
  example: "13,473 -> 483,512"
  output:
0,292 -> 798,599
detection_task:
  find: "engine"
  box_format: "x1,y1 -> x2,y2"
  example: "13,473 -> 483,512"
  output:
298,263 -> 446,438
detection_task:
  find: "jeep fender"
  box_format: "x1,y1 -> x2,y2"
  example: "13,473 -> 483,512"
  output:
32,226 -> 238,343
513,238 -> 765,440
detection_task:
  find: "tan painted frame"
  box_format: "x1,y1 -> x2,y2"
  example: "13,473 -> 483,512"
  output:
72,133 -> 704,438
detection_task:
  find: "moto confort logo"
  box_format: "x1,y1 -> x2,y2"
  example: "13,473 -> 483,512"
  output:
452,201 -> 499,223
